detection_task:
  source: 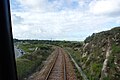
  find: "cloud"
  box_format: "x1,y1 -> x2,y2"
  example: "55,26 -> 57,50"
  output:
10,0 -> 120,41
89,0 -> 120,16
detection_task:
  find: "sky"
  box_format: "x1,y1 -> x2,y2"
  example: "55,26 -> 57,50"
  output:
10,0 -> 120,41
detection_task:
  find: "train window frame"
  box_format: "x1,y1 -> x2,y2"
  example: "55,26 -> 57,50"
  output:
0,0 -> 18,80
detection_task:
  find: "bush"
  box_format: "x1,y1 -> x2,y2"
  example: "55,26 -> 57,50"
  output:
16,59 -> 35,80
16,45 -> 53,80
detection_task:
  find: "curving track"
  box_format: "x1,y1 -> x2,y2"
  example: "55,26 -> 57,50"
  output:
28,47 -> 76,80
45,48 -> 66,80
45,47 -> 76,80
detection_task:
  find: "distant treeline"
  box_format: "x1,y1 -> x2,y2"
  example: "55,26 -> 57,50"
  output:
13,39 -> 83,48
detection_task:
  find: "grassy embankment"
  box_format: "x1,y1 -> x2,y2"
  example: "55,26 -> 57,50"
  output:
16,43 -> 54,80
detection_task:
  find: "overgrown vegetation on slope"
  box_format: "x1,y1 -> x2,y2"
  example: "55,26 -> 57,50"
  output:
14,27 -> 120,80
66,27 -> 120,80
15,42 -> 54,80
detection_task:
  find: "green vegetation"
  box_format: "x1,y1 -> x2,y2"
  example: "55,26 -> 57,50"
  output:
82,27 -> 120,80
66,48 -> 81,65
14,39 -> 83,80
65,48 -> 83,79
14,39 -> 83,48
14,26 -> 120,80
65,27 -> 120,80
16,59 -> 35,80
15,42 -> 54,80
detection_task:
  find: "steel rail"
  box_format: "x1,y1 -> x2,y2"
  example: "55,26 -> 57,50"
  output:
45,48 -> 67,80
62,50 -> 67,80
44,49 -> 59,80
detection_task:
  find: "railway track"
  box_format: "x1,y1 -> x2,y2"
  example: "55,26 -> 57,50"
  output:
45,48 -> 67,80
28,47 -> 76,80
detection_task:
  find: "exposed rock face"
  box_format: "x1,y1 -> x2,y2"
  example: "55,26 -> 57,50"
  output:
80,27 -> 120,80
100,38 -> 111,80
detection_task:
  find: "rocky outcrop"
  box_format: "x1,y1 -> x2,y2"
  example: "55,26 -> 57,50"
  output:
100,38 -> 111,80
80,27 -> 120,80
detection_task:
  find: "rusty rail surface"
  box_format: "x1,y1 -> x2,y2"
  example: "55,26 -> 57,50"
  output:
45,48 -> 67,80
